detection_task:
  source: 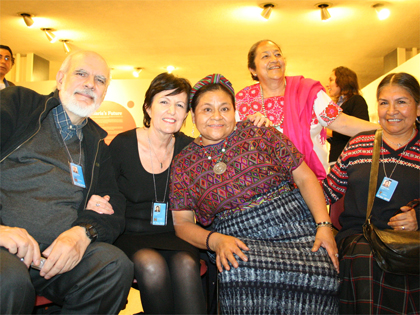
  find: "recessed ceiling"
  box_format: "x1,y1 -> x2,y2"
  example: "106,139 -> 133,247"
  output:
1,0 -> 419,90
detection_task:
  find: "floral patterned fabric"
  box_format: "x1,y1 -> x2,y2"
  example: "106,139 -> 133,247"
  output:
169,121 -> 304,226
236,83 -> 341,129
235,80 -> 342,177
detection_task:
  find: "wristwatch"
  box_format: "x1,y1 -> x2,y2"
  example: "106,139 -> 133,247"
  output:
78,223 -> 98,243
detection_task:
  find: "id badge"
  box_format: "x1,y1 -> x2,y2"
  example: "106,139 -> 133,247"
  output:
151,202 -> 168,226
70,162 -> 86,188
376,177 -> 398,202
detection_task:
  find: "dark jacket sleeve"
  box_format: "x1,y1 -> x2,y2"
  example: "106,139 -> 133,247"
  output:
72,135 -> 126,244
328,95 -> 370,162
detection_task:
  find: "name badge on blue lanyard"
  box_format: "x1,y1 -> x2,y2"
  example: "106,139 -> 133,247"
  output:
70,162 -> 86,188
151,201 -> 168,226
376,177 -> 398,202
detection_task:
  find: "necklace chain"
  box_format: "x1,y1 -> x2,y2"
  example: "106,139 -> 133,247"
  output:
147,134 -> 170,202
199,135 -> 227,163
383,128 -> 415,148
147,131 -> 173,169
381,128 -> 415,179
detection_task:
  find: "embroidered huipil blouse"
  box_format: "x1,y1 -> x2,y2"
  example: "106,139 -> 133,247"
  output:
169,121 -> 304,226
235,77 -> 342,179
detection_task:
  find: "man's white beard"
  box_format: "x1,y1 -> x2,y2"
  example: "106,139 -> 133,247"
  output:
61,88 -> 100,118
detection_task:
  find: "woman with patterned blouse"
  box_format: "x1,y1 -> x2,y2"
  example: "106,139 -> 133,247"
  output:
169,74 -> 340,314
235,40 -> 378,180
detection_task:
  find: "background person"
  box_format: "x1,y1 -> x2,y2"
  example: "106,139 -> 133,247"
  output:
326,66 -> 370,163
0,45 -> 15,90
170,74 -> 340,314
323,72 -> 420,314
0,51 -> 133,314
235,39 -> 378,180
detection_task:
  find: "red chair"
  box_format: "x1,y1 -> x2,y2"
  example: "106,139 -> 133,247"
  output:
330,196 -> 344,230
35,295 -> 53,307
199,258 -> 208,276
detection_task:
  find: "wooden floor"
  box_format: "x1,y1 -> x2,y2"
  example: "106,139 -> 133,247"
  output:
119,288 -> 143,315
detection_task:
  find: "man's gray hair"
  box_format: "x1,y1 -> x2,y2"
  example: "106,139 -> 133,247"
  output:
59,51 -> 111,86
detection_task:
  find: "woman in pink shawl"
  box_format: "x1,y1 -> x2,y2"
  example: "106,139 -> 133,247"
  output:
236,40 -> 378,180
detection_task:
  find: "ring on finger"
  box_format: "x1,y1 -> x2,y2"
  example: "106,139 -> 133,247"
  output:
96,203 -> 100,207
335,253 -> 339,258
402,225 -> 405,230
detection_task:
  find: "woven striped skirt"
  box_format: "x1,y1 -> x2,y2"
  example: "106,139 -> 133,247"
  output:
211,188 -> 340,314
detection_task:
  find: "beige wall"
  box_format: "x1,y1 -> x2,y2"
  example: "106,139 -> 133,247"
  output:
361,54 -> 420,124
15,53 -> 420,138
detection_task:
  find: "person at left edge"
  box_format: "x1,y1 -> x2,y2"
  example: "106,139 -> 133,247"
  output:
0,51 -> 133,314
0,45 -> 15,90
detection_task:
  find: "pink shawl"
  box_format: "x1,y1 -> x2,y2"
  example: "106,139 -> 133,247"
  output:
283,76 -> 327,180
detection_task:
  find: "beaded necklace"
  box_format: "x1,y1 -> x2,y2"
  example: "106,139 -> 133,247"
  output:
199,135 -> 228,174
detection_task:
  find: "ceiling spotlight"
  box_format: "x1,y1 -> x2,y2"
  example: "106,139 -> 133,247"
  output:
60,40 -> 71,53
132,67 -> 142,78
261,3 -> 275,20
41,28 -> 57,43
373,4 -> 390,20
166,65 -> 175,73
21,13 -> 34,27
318,4 -> 331,21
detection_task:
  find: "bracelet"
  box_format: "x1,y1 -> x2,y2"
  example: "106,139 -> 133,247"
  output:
206,231 -> 216,251
316,221 -> 333,230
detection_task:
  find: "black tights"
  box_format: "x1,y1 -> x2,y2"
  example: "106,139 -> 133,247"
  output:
132,248 -> 206,314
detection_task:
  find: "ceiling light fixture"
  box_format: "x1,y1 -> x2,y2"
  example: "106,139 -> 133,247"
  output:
373,3 -> 390,20
41,28 -> 57,43
166,65 -> 175,73
60,40 -> 71,53
21,13 -> 34,27
132,67 -> 142,78
261,3 -> 275,19
318,4 -> 331,21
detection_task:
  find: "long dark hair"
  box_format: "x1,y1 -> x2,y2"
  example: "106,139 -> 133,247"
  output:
377,72 -> 420,104
333,66 -> 360,100
377,72 -> 420,127
142,73 -> 191,128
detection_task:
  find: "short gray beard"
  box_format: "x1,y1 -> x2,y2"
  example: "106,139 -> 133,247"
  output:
61,89 -> 100,118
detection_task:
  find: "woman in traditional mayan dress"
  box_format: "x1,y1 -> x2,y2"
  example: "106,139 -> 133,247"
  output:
235,40 -> 378,180
169,74 -> 340,314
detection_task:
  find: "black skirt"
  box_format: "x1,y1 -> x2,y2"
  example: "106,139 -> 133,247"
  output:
114,231 -> 199,261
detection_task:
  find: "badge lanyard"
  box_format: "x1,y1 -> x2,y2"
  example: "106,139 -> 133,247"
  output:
376,136 -> 411,202
148,135 -> 170,226
59,132 -> 86,188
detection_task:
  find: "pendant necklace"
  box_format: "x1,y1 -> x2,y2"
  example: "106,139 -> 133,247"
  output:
383,128 -> 416,149
147,135 -> 170,201
199,135 -> 228,175
147,130 -> 173,169
381,128 -> 415,179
